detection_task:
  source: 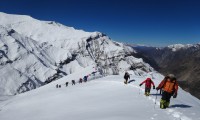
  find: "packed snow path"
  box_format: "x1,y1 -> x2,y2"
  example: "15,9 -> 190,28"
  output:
0,71 -> 200,120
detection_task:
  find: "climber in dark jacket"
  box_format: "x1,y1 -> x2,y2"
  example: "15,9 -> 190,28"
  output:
66,82 -> 69,87
72,80 -> 76,85
124,72 -> 130,84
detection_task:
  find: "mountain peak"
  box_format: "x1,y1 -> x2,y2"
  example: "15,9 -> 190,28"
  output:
167,44 -> 193,52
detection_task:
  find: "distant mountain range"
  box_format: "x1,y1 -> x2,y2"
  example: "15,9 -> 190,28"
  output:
132,44 -> 200,99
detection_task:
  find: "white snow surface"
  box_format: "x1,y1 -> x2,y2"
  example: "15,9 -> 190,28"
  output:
0,66 -> 200,120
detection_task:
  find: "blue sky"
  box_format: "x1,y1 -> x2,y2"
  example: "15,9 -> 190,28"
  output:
0,0 -> 200,46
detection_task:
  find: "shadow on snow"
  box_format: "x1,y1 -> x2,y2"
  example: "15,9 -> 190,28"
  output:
169,104 -> 192,108
150,94 -> 162,96
128,79 -> 136,83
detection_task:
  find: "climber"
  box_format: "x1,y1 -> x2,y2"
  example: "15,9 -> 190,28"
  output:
65,82 -> 69,87
79,78 -> 83,83
83,75 -> 88,82
139,78 -> 155,96
72,80 -> 76,85
124,72 -> 130,84
156,74 -> 178,109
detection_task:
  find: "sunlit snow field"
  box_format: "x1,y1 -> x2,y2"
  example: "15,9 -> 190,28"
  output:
0,66 -> 200,120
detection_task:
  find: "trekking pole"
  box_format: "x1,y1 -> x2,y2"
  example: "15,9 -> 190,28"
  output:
154,90 -> 158,109
139,86 -> 141,95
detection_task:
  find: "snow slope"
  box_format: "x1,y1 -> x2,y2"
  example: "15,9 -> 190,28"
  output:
0,67 -> 199,120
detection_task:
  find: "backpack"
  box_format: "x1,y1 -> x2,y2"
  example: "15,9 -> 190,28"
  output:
163,79 -> 176,93
145,79 -> 152,88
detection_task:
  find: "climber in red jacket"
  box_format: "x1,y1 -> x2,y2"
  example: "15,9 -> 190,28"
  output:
139,78 -> 155,96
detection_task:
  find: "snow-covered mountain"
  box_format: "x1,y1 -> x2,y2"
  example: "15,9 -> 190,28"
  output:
0,12 -> 153,95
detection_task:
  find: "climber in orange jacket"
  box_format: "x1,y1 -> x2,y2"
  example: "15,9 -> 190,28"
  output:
156,74 -> 178,109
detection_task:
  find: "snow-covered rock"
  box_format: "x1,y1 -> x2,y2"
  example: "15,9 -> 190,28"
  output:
0,12 -> 153,95
167,44 -> 193,52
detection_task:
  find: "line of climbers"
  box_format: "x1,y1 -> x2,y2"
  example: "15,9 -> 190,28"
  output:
56,71 -> 98,88
56,75 -> 89,88
124,72 -> 178,109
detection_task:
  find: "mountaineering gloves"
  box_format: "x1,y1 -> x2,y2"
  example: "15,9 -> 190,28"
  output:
173,93 -> 177,98
156,87 -> 159,91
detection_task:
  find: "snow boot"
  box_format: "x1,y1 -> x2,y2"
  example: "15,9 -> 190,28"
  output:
144,92 -> 150,96
165,101 -> 170,108
160,99 -> 166,109
124,80 -> 128,84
